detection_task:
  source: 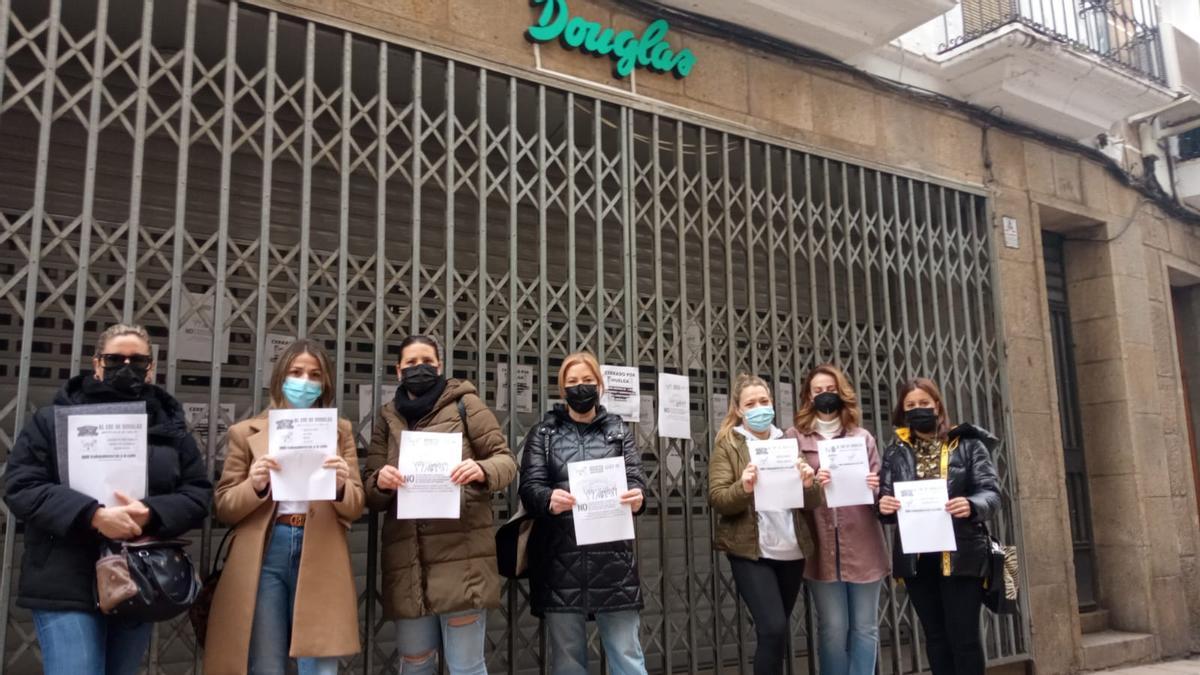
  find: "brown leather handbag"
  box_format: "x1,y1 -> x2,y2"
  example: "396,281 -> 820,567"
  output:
96,550 -> 140,612
95,537 -> 201,622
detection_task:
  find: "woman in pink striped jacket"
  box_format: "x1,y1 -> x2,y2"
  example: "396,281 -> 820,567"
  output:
784,364 -> 889,675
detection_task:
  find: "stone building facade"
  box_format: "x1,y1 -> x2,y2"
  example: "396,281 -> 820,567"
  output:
264,2 -> 1200,671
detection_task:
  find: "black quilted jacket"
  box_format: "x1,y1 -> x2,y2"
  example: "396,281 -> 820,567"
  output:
518,405 -> 647,617
878,423 -> 1002,579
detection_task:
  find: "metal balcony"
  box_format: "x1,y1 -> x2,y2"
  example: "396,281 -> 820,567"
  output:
926,0 -> 1176,139
940,0 -> 1167,84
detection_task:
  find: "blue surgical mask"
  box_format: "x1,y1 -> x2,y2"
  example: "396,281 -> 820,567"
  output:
282,377 -> 322,408
744,406 -> 775,432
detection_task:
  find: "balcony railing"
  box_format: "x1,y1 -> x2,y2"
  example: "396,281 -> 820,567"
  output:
938,0 -> 1167,84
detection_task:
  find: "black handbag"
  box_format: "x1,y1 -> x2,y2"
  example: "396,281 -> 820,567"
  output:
983,531 -> 1019,615
188,528 -> 233,648
96,537 -> 202,623
496,502 -> 534,579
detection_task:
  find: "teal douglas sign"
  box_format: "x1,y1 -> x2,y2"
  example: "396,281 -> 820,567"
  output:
526,0 -> 697,80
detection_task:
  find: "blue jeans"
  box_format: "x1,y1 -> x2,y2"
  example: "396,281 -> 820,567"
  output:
808,579 -> 883,675
32,609 -> 152,675
393,610 -> 488,675
544,610 -> 648,675
249,523 -> 340,675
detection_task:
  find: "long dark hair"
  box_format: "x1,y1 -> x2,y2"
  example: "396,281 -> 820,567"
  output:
890,377 -> 951,439
397,334 -> 441,364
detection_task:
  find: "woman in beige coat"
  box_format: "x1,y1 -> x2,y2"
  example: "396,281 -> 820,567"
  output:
205,339 -> 365,675
363,334 -> 517,675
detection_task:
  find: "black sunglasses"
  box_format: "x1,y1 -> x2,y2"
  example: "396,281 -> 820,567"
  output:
99,353 -> 153,369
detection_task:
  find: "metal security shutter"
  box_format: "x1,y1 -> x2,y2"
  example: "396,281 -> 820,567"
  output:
0,0 -> 1029,673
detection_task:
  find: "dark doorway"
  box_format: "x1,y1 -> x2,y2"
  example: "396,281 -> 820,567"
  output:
1043,232 -> 1099,610
1170,283 -> 1200,522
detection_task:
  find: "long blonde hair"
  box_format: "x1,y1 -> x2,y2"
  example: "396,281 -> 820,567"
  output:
715,373 -> 772,445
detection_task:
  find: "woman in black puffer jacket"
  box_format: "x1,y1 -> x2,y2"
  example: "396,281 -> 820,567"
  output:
519,351 -> 648,675
878,377 -> 1001,675
4,323 -> 212,675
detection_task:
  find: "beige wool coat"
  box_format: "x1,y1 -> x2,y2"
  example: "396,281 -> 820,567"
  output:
203,413 -> 365,675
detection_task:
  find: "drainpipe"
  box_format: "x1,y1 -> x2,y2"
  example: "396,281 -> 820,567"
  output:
1163,135 -> 1181,205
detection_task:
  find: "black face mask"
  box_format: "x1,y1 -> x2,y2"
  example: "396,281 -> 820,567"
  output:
905,407 -> 939,434
102,364 -> 149,397
564,384 -> 599,414
401,363 -> 442,396
812,392 -> 843,415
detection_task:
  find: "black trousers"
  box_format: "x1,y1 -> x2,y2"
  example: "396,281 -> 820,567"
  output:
728,555 -> 806,675
904,553 -> 986,675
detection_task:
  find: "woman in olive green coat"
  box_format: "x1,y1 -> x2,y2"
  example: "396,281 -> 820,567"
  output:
708,373 -> 823,675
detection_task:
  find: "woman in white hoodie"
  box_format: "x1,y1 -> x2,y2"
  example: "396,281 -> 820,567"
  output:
707,373 -> 823,675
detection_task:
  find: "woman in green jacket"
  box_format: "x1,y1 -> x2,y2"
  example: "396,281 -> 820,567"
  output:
708,373 -> 823,675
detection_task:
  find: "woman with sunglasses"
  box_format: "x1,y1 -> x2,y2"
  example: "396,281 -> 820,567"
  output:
206,338 -> 364,675
4,324 -> 212,675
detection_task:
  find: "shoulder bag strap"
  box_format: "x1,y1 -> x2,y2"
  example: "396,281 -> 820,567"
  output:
940,440 -> 952,577
457,397 -> 472,448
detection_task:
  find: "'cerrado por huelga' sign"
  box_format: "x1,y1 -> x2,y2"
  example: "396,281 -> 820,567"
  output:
526,0 -> 697,80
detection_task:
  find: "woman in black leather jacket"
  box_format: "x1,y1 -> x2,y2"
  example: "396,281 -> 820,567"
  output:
878,377 -> 1000,675
518,351 -> 648,675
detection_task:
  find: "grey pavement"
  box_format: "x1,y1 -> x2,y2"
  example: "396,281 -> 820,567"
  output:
1088,657 -> 1200,673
